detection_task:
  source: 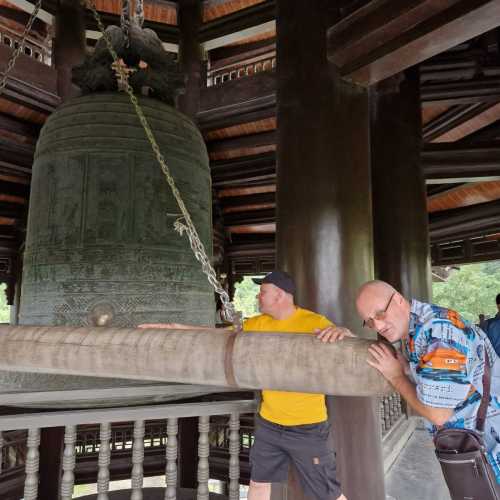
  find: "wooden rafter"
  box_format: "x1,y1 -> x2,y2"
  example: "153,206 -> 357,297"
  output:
327,0 -> 500,86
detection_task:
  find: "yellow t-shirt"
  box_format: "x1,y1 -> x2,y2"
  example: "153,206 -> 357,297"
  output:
243,307 -> 333,426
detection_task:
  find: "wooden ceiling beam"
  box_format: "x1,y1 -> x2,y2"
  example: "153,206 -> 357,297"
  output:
0,136 -> 34,168
0,217 -> 16,226
207,129 -> 276,155
427,180 -> 500,212
431,100 -> 500,142
218,184 -> 275,198
0,45 -> 59,114
328,0 -> 500,86
422,142 -> 500,183
223,201 -> 275,214
422,103 -> 493,142
199,70 -> 275,113
209,37 -> 275,67
198,102 -> 275,134
0,180 -> 30,198
224,207 -> 275,223
6,0 -> 53,24
198,71 -> 276,134
0,173 -> 30,186
0,201 -> 26,220
429,198 -> 500,243
0,114 -> 41,141
211,152 -> 276,187
213,171 -> 276,188
220,192 -> 275,206
199,0 -> 275,50
226,241 -> 275,258
220,192 -> 275,213
459,121 -> 500,143
421,77 -> 500,106
227,222 -> 276,234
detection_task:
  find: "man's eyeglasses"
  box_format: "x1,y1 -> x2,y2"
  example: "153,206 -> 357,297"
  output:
362,292 -> 396,329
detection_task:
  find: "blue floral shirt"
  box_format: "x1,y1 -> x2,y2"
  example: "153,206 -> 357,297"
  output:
404,299 -> 500,481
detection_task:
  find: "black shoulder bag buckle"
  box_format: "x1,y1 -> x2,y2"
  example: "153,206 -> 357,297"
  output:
434,351 -> 500,500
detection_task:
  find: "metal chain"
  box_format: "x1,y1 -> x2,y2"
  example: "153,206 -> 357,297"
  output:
81,0 -> 242,329
0,0 -> 43,94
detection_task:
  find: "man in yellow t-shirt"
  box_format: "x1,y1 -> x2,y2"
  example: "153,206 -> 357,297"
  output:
245,271 -> 350,500
139,270 -> 351,500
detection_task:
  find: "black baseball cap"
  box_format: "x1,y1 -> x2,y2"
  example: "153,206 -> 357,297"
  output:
252,270 -> 296,295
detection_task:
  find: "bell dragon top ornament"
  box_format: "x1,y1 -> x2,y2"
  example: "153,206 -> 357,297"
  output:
72,0 -> 184,104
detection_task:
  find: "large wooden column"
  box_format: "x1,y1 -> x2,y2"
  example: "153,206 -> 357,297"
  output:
53,0 -> 85,102
275,1 -> 385,499
371,70 -> 431,300
177,3 -> 204,488
177,0 -> 204,119
40,5 -> 85,495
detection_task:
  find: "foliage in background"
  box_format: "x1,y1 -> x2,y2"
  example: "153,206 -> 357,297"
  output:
0,283 -> 9,323
234,276 -> 261,318
432,261 -> 500,323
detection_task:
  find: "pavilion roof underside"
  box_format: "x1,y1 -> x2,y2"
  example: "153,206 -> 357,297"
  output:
0,0 -> 498,270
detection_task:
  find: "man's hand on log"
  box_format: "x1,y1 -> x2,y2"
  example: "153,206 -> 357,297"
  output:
367,342 -> 405,383
137,323 -> 218,332
315,326 -> 356,343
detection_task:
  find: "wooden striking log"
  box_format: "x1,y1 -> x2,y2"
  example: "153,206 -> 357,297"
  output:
0,325 -> 392,396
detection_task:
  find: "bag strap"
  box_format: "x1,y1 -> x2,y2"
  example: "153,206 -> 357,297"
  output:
476,350 -> 491,432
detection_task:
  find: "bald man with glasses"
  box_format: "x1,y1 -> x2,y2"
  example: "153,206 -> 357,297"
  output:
348,279 -> 500,495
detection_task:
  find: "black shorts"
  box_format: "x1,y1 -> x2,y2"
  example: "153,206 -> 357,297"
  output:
249,415 -> 342,500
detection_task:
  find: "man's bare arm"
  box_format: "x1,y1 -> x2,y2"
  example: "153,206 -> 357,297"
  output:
368,342 -> 454,426
137,323 -> 230,331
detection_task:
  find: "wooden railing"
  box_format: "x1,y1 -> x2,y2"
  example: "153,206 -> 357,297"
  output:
0,390 -> 412,498
0,399 -> 257,500
207,51 -> 276,87
0,24 -> 51,66
380,393 -> 405,436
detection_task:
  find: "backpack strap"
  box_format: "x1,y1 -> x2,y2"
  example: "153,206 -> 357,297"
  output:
476,350 -> 491,432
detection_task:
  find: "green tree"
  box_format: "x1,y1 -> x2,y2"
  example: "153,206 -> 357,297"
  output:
234,276 -> 260,318
432,262 -> 500,323
0,283 -> 10,323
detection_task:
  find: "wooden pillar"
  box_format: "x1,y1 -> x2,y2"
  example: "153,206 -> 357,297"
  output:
9,257 -> 22,325
53,0 -> 86,102
174,3 -> 204,484
275,1 -> 385,499
371,69 -> 431,300
177,0 -> 204,119
38,427 -> 64,500
35,4 -> 85,488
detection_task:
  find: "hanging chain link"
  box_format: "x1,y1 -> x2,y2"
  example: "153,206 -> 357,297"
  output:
0,0 -> 43,94
81,0 -> 242,329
